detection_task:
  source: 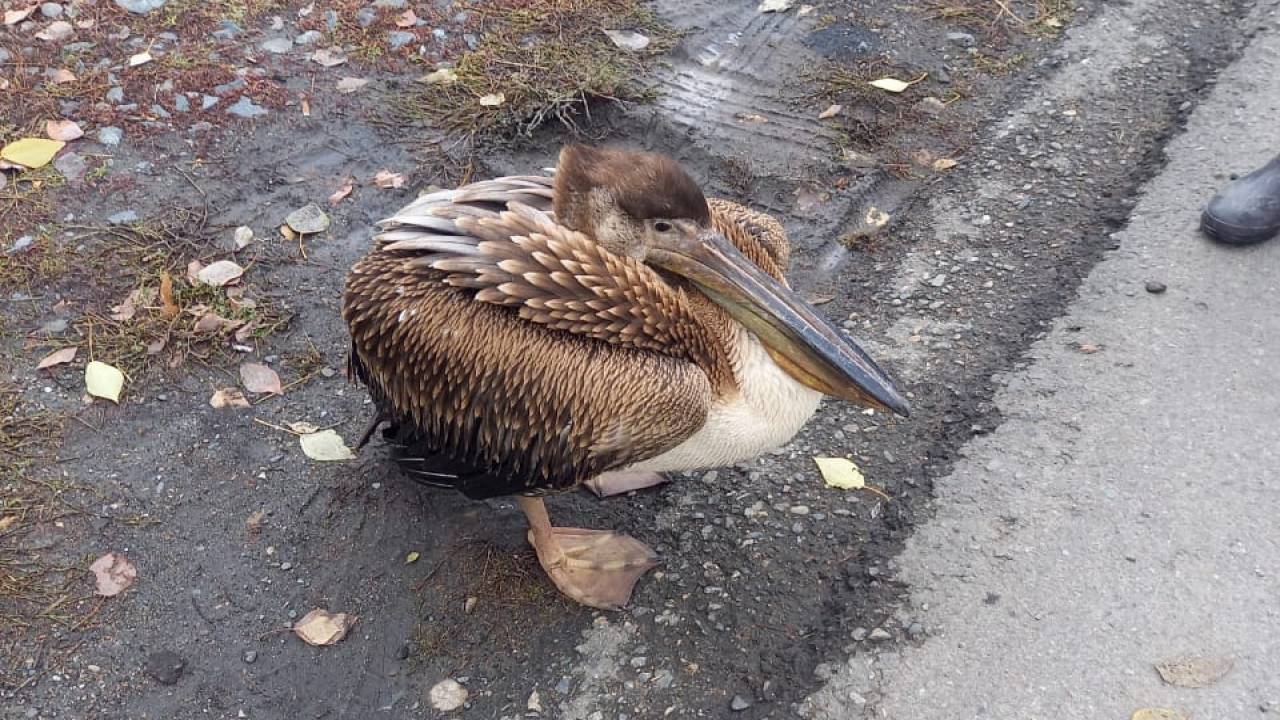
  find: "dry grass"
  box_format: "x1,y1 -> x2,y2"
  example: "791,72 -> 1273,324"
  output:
412,539 -> 574,670
0,386 -> 97,690
390,0 -> 677,142
921,0 -> 1073,37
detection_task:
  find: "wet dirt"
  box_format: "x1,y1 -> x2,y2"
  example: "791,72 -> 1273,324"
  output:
0,0 -> 1262,718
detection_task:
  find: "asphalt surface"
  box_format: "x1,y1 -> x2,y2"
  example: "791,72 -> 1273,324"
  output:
811,7 -> 1280,719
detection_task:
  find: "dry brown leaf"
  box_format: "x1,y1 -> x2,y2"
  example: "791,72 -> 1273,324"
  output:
245,509 -> 266,533
209,388 -> 250,409
1155,656 -> 1234,688
46,119 -> 84,141
335,76 -> 370,94
37,346 -> 78,369
294,609 -> 355,646
373,170 -> 406,189
932,157 -> 958,171
146,337 -> 167,355
395,9 -> 417,27
240,362 -> 282,395
195,260 -> 244,287
279,224 -> 297,241
4,4 -> 37,25
158,271 -> 179,318
817,103 -> 843,119
328,177 -> 354,205
51,68 -> 77,84
89,552 -> 137,596
110,288 -> 145,321
234,322 -> 257,344
186,259 -> 205,284
193,312 -> 243,334
0,516 -> 16,533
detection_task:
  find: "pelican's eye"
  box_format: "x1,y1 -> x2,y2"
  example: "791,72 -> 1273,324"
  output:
654,221 -> 673,233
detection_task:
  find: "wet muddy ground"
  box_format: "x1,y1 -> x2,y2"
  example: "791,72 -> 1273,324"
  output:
1,0 -> 1261,718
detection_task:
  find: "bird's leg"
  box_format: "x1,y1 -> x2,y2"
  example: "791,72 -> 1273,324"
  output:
517,496 -> 658,610
583,471 -> 667,498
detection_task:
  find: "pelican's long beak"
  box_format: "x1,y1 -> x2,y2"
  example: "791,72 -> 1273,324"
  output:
649,230 -> 910,416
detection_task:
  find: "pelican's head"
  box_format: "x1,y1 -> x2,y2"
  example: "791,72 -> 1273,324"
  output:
552,144 -> 910,417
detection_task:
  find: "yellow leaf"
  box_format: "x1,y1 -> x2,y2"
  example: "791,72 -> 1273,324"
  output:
85,361 -> 124,403
1,138 -> 65,169
932,158 -> 958,171
299,429 -> 355,461
293,609 -> 355,646
814,457 -> 865,490
405,551 -> 420,564
478,92 -> 505,107
1131,710 -> 1188,720
868,78 -> 911,93
818,103 -> 843,119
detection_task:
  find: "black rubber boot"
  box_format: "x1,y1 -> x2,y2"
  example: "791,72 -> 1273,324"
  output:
1201,154 -> 1280,245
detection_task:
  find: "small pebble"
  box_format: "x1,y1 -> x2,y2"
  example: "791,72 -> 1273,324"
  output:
242,650 -> 257,664
143,650 -> 185,685
387,31 -> 415,50
295,30 -> 322,45
1145,280 -> 1167,294
226,96 -> 268,119
108,210 -> 139,225
260,37 -> 292,54
105,86 -> 125,104
173,95 -> 190,112
98,126 -> 123,145
868,628 -> 892,641
40,3 -> 64,19
730,695 -> 752,711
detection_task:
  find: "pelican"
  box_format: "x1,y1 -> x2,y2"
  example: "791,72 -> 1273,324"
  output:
343,145 -> 908,609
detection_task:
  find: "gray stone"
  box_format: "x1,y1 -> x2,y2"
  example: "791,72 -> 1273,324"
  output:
108,210 -> 139,225
53,151 -> 86,182
173,95 -> 189,112
387,31 -> 414,50
1145,280 -> 1167,294
242,650 -> 257,664
150,103 -> 171,119
213,77 -> 246,96
260,37 -> 292,54
463,33 -> 478,51
0,48 -> 10,63
373,0 -> 406,7
39,318 -> 69,334
114,0 -> 168,13
201,95 -> 219,110
324,10 -> 338,30
212,19 -> 242,40
946,31 -> 976,46
40,3 -> 64,19
868,628 -> 892,641
143,650 -> 184,684
105,86 -> 124,104
226,96 -> 267,119
97,126 -> 123,145
285,204 -> 330,234
9,235 -> 34,253
295,30 -> 322,45
730,695 -> 752,711
355,7 -> 377,27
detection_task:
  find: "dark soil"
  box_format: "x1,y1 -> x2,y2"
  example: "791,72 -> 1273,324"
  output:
0,0 -> 1260,718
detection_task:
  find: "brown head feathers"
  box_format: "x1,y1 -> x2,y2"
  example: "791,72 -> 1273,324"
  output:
553,145 -> 711,231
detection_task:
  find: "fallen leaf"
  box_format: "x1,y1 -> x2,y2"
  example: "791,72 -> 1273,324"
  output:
868,77 -> 912,93
158,271 -> 179,318
195,259 -> 244,287
737,113 -> 769,123
1131,710 -> 1188,720
419,68 -> 458,85
35,20 -> 73,41
814,457 -> 865,490
299,429 -> 355,461
1,138 -> 65,169
328,178 -> 354,205
798,4 -> 815,15
46,119 -> 83,141
240,362 -> 282,395
109,287 -> 153,321
186,259 -> 204,284
336,76 -> 370,94
4,5 -> 36,25
146,338 -> 167,355
85,361 -> 125,403
311,47 -> 347,67
288,421 -> 320,434
51,68 -> 77,84
1078,343 -> 1101,354
233,226 -> 254,249
430,679 -> 469,711
128,51 -> 152,67
301,97 -> 311,117
0,516 -> 16,533
757,0 -> 795,12
932,157 -> 958,171
297,1 -> 314,17
294,609 -> 355,646
1155,656 -> 1234,688
478,92 -> 505,107
405,551 -> 420,564
37,346 -> 78,370
234,322 -> 257,344
865,206 -> 891,228
279,224 -> 297,241
245,509 -> 266,533
209,388 -> 250,408
193,311 -> 242,334
603,29 -> 650,52
395,9 -> 417,27
818,103 -> 843,119
89,552 -> 137,596
373,170 -> 405,189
